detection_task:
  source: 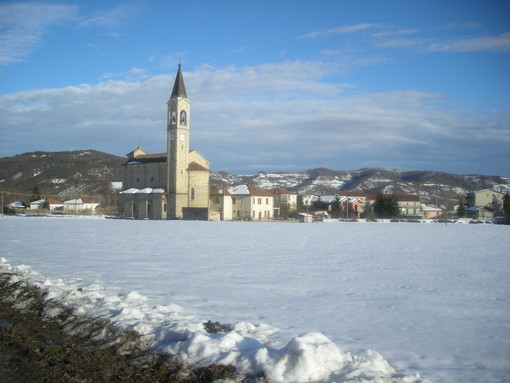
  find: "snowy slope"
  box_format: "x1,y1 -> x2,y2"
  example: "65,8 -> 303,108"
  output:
210,169 -> 510,205
1,217 -> 509,382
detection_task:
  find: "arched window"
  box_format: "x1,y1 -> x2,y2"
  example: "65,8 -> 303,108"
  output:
171,111 -> 176,126
180,110 -> 187,125
190,187 -> 195,200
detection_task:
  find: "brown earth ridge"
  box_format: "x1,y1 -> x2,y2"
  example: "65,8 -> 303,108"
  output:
0,271 -> 266,383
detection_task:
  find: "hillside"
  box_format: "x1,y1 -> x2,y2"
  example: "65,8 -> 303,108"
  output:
1,150 -> 509,208
0,150 -> 124,202
211,168 -> 510,206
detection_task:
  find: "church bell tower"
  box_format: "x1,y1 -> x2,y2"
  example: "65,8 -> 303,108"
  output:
167,64 -> 191,219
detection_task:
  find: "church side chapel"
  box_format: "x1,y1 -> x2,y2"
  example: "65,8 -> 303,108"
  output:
119,65 -> 211,220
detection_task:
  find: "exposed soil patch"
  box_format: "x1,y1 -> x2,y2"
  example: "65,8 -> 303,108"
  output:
0,272 -> 265,383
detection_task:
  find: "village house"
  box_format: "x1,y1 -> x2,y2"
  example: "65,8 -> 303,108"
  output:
302,192 -> 423,218
118,64 -> 210,220
466,189 -> 504,209
63,197 -> 100,213
210,185 -> 275,221
419,203 -> 442,219
269,188 -> 298,218
30,198 -> 63,211
466,206 -> 494,219
339,196 -> 364,219
7,201 -> 28,211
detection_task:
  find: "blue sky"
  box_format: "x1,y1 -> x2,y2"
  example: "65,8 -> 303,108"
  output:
1,0 -> 509,176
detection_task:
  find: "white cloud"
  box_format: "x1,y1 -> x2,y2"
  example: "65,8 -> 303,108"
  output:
428,32 -> 510,53
0,62 -> 508,175
299,23 -> 380,39
100,67 -> 149,81
0,3 -> 77,66
78,3 -> 138,29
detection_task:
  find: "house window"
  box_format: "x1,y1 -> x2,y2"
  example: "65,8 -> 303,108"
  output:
266,198 -> 269,205
136,177 -> 140,183
253,210 -> 256,217
233,197 -> 236,204
180,111 -> 187,125
258,198 -> 262,204
190,187 -> 195,200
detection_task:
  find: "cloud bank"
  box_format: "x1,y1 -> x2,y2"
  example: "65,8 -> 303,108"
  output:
1,62 -> 508,176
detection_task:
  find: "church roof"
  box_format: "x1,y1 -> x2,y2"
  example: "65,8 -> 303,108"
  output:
171,63 -> 188,99
188,161 -> 209,172
123,153 -> 166,165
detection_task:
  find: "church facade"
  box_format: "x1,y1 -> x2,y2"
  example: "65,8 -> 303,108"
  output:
119,65 -> 211,220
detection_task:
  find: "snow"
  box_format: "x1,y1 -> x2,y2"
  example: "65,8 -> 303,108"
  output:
12,171 -> 22,180
119,187 -> 165,194
1,217 -> 509,383
229,184 -> 250,194
110,181 -> 123,190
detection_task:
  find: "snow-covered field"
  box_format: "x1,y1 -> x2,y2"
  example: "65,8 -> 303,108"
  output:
1,216 -> 509,383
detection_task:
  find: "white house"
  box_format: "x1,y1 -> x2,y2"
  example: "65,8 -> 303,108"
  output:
466,189 -> 504,208
210,185 -> 275,221
420,203 -> 442,219
269,187 -> 298,218
30,198 -> 64,211
466,206 -> 493,219
63,197 -> 100,213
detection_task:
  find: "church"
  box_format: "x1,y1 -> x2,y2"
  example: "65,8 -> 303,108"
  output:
119,65 -> 211,220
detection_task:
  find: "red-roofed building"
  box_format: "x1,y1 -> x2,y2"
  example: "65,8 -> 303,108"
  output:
269,188 -> 298,218
210,185 -> 275,221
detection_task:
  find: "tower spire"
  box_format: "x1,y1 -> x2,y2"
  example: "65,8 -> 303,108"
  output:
171,63 -> 187,99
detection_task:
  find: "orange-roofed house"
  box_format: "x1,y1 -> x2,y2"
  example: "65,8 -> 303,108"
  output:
270,187 -> 298,218
211,185 -> 275,221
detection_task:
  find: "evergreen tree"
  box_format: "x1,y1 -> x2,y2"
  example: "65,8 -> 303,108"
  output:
456,197 -> 466,218
363,199 -> 375,220
503,193 -> 510,220
491,195 -> 503,217
312,197 -> 329,211
30,185 -> 42,203
373,193 -> 401,218
330,196 -> 342,218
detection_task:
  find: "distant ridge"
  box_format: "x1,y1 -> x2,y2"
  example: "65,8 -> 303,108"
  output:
210,168 -> 510,206
1,150 -> 509,206
0,150 -> 124,198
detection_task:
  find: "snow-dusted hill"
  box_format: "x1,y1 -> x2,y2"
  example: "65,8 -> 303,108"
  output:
0,150 -> 124,198
211,168 -> 510,205
2,150 -> 509,206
